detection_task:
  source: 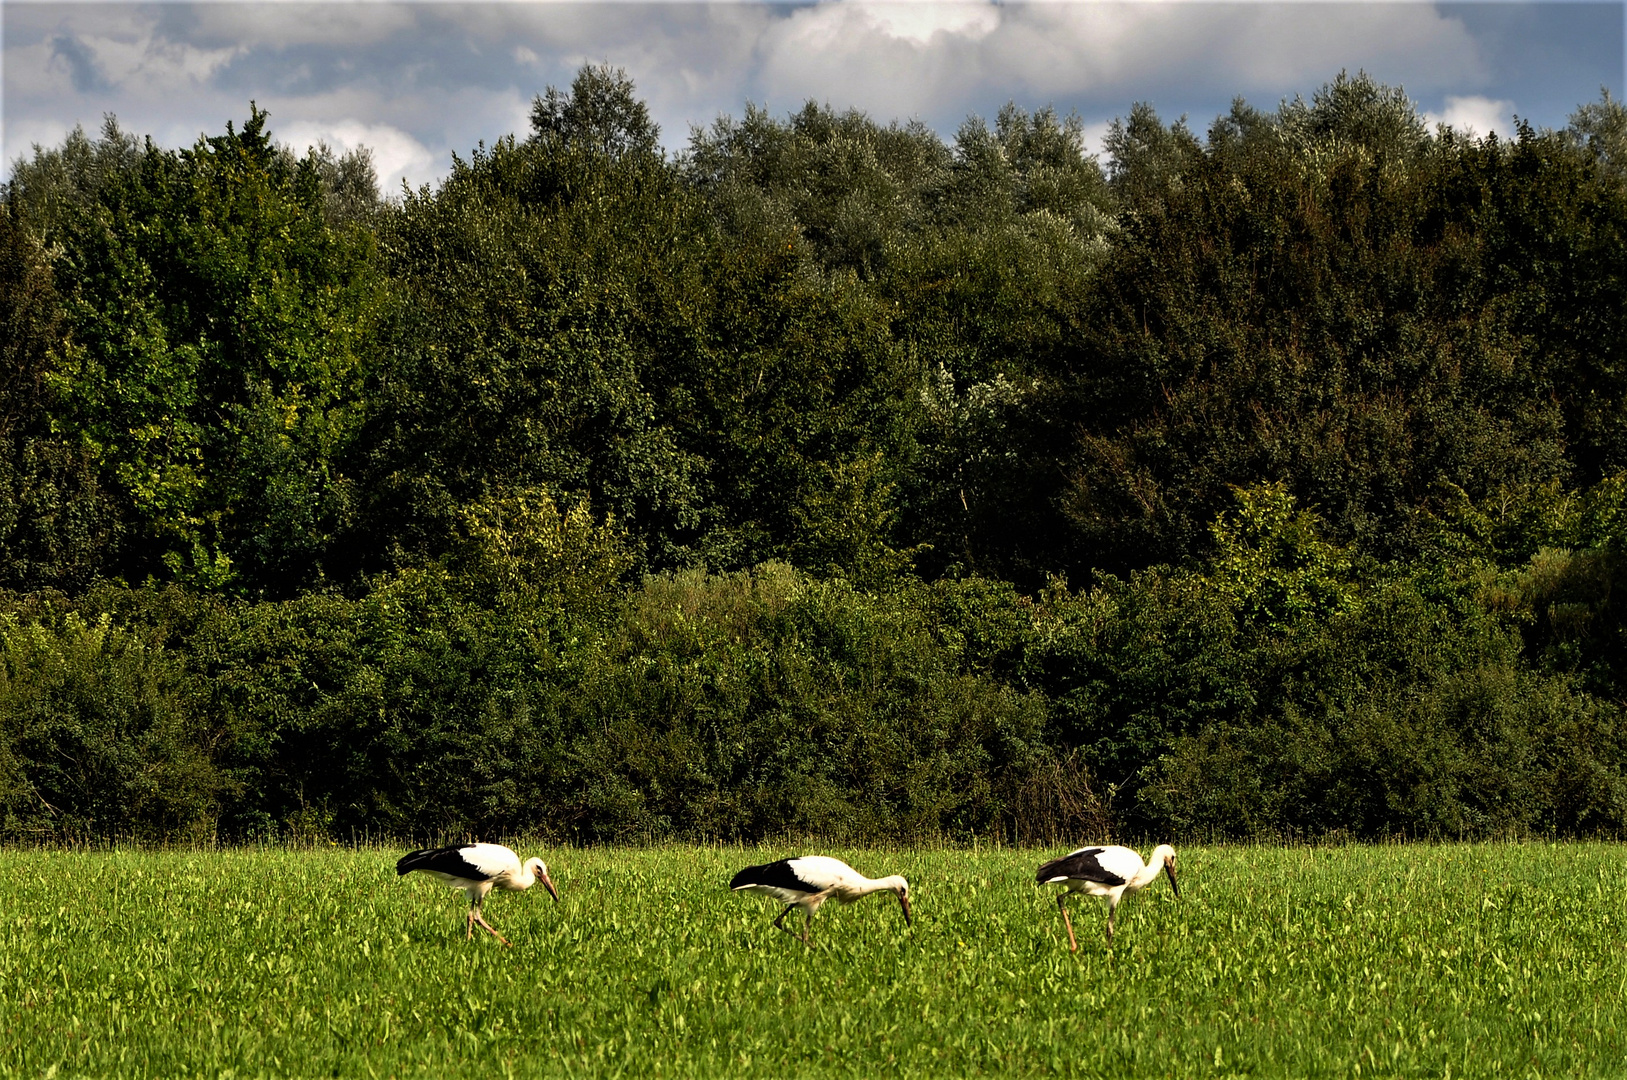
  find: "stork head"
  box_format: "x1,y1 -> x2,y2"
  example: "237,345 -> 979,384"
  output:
1151,844 -> 1179,899
525,858 -> 559,901
889,876 -> 912,927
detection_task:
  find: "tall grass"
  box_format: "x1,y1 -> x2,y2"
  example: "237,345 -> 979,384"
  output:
2,844 -> 1623,1077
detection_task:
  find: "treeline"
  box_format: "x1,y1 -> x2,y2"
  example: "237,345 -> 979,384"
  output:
3,69 -> 1627,842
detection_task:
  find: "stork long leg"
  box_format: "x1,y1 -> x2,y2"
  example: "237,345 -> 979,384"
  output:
468,901 -> 511,946
772,904 -> 804,943
469,905 -> 511,946
474,912 -> 511,946
1057,893 -> 1078,953
1105,895 -> 1119,945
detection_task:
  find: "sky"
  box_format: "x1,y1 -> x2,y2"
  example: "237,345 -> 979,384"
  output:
3,1 -> 1623,194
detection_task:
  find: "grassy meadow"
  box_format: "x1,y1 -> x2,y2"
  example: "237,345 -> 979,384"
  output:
0,843 -> 1623,1078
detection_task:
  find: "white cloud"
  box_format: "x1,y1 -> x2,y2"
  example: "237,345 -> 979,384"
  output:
755,2 -> 1010,120
1427,94 -> 1516,138
81,32 -> 245,93
4,119 -> 76,172
8,39 -> 77,99
14,7 -> 246,100
981,3 -> 1193,94
1078,118 -> 1113,160
1209,5 -> 1484,89
857,2 -> 1001,47
184,3 -> 419,49
276,118 -> 441,192
751,1 -> 1487,127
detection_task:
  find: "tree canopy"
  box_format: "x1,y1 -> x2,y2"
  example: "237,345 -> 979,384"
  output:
5,69 -> 1627,842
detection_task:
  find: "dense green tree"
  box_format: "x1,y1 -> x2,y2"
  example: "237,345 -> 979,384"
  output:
357,123 -> 709,574
363,76 -> 938,580
0,205 -> 121,591
0,604 -> 221,839
686,101 -> 951,278
1568,88 -> 1627,185
296,141 -> 382,227
531,63 -> 662,161
1102,100 -> 1202,211
1058,75 -> 1625,576
9,109 -> 383,593
4,71 -> 1627,843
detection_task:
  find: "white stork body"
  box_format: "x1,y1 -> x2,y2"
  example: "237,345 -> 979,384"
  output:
1036,844 -> 1179,950
730,856 -> 911,943
396,843 -> 558,945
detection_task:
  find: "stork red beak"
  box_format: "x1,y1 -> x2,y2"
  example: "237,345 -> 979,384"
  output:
899,893 -> 913,928
542,873 -> 559,902
1166,860 -> 1180,900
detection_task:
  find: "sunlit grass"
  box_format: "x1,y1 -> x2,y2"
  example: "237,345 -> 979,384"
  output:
1,843 -> 1623,1077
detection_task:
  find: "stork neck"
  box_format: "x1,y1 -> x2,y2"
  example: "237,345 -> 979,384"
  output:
853,873 -> 907,897
1128,850 -> 1169,891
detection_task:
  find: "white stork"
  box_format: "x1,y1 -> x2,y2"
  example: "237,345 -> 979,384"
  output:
396,843 -> 559,945
1036,844 -> 1179,950
730,856 -> 912,944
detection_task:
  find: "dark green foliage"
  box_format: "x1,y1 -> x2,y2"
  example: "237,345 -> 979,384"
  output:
360,145 -> 708,574
2,486 -> 1626,843
299,141 -> 382,228
1568,88 -> 1627,186
8,110 -> 382,593
0,564 -> 1051,842
6,72 -> 1627,842
1060,76 -> 1627,576
531,566 -> 1049,840
1028,486 -> 1627,839
531,64 -> 662,161
362,74 -> 940,579
0,602 -> 222,839
0,203 -> 124,589
1426,473 -> 1627,699
1152,662 -> 1627,840
1102,100 -> 1203,212
686,100 -> 952,278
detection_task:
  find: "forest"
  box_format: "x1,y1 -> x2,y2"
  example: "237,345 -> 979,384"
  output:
3,68 -> 1627,844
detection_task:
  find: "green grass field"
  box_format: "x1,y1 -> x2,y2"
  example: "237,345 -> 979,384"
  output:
1,843 -> 1623,1077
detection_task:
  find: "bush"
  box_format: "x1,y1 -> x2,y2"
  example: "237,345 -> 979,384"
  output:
2,491 -> 1625,844
0,566 -> 1056,843
1147,664 -> 1627,840
538,566 -> 1052,841
0,606 -> 221,839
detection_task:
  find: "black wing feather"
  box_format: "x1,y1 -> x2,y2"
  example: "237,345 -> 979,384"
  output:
397,845 -> 491,880
730,858 -> 814,892
1036,847 -> 1127,887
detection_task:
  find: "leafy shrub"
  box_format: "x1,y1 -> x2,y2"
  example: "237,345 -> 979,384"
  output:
0,607 -> 221,839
